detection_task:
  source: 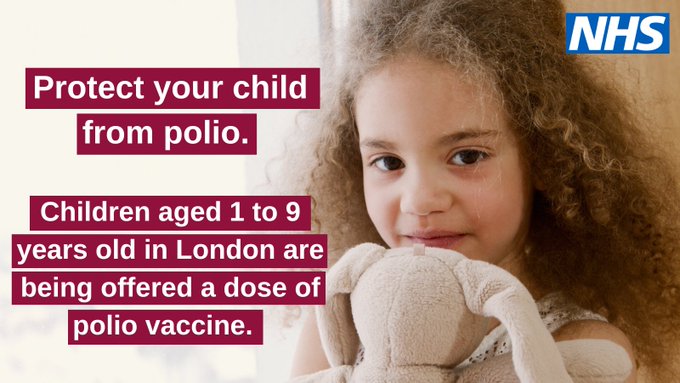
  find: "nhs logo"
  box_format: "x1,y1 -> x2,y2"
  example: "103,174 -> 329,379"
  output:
566,13 -> 670,54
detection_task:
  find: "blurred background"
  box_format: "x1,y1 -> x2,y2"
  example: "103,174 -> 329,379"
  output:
1,1 -> 335,381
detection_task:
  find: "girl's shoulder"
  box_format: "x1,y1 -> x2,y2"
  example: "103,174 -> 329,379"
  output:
537,291 -> 607,332
552,319 -> 637,382
459,291 -> 607,367
543,292 -> 635,372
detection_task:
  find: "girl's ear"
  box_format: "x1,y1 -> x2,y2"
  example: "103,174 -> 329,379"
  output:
316,243 -> 386,366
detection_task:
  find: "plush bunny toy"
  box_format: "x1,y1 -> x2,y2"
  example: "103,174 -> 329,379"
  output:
290,243 -> 632,383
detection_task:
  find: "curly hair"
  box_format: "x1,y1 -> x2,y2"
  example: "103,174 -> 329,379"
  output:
287,0 -> 680,380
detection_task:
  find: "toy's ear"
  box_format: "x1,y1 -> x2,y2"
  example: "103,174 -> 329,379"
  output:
453,259 -> 572,383
316,243 -> 386,367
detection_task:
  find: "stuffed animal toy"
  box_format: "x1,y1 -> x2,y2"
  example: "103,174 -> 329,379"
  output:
290,243 -> 632,383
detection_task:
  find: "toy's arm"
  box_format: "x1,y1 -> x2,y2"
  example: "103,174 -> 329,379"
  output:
317,243 -> 386,367
454,259 -> 571,383
454,339 -> 632,383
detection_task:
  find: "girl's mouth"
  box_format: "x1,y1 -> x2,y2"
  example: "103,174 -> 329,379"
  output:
403,231 -> 466,249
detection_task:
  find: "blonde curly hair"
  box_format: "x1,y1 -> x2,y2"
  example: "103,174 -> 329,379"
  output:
286,0 -> 680,380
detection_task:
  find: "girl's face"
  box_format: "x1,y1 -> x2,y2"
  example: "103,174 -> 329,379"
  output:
355,57 -> 534,269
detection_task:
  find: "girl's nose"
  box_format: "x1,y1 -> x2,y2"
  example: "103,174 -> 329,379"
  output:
399,169 -> 453,216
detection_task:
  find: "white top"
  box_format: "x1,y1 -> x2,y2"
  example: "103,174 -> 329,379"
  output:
456,291 -> 607,368
354,291 -> 607,368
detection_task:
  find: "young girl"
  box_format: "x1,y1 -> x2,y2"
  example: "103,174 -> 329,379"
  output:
288,0 -> 680,381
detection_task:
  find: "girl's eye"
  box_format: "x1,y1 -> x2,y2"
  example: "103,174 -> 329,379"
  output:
371,156 -> 404,171
451,150 -> 488,166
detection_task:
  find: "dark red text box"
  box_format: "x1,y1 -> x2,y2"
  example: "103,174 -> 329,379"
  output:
12,234 -> 327,268
29,196 -> 311,231
26,68 -> 319,109
77,114 -> 256,155
13,271 -> 324,305
68,309 -> 263,345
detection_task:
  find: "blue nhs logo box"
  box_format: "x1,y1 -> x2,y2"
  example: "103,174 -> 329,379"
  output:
566,13 -> 669,54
